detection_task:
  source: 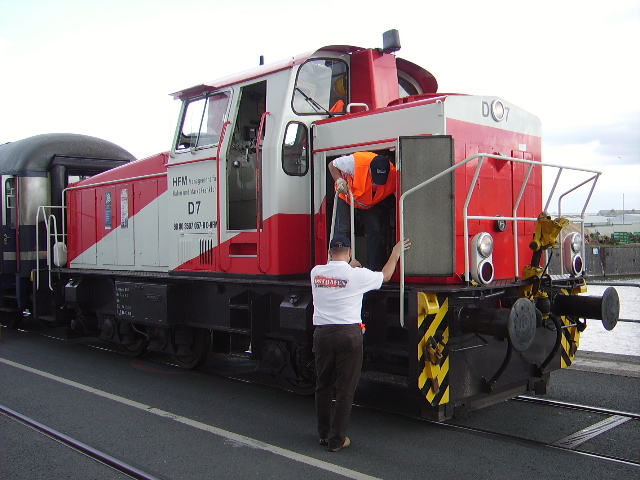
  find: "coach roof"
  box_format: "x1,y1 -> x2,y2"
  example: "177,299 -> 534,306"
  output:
0,133 -> 137,176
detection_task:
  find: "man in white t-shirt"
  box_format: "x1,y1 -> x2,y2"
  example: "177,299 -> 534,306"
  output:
311,234 -> 410,452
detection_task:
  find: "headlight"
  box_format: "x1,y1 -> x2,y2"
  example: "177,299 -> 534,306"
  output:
477,233 -> 494,258
471,232 -> 494,285
570,233 -> 582,253
563,232 -> 584,275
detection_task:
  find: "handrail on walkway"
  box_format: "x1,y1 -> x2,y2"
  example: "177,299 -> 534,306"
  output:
398,153 -> 602,327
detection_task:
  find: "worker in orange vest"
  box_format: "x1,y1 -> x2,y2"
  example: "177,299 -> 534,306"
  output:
328,152 -> 396,270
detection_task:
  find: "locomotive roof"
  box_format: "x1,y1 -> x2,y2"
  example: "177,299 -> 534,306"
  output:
171,45 -> 438,99
0,133 -> 137,176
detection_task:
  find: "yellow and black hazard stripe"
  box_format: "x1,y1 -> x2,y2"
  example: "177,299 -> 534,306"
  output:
559,316 -> 581,368
558,285 -> 586,368
417,292 -> 450,406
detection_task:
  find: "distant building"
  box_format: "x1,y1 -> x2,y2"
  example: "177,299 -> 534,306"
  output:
597,209 -> 639,217
553,209 -> 640,237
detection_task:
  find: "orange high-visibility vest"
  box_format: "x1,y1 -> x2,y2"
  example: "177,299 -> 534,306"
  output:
338,152 -> 396,209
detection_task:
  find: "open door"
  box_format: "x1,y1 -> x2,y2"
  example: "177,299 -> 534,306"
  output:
399,135 -> 455,276
226,83 -> 266,230
219,81 -> 268,272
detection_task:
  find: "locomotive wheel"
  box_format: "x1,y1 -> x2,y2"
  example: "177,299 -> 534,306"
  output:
173,327 -> 212,369
286,377 -> 316,395
0,310 -> 22,329
122,337 -> 149,357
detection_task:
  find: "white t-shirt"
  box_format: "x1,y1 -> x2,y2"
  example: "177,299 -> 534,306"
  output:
331,155 -> 355,176
311,260 -> 384,325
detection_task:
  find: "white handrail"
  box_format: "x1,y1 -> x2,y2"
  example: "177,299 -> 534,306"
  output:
329,190 -> 356,260
35,206 -> 67,291
398,153 -> 602,327
346,103 -> 369,113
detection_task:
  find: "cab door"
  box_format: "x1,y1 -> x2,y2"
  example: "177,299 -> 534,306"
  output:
219,80 -> 268,272
226,82 -> 266,231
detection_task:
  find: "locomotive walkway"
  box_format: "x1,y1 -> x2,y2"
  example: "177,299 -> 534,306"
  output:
1,322 -> 638,480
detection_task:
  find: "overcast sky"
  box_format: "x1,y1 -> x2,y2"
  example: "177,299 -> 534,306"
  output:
1,0 -> 638,213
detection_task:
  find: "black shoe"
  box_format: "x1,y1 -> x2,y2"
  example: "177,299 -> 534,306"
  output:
328,437 -> 350,452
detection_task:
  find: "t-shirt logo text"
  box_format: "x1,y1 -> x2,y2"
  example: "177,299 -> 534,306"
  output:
313,275 -> 348,289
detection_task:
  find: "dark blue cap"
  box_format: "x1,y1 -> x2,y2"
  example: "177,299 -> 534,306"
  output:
370,155 -> 390,185
330,235 -> 351,248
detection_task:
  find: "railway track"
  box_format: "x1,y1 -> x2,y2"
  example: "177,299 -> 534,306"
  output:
0,404 -> 162,480
349,394 -> 639,468
452,400 -> 638,467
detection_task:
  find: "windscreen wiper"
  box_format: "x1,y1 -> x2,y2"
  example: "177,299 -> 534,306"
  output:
295,88 -> 333,117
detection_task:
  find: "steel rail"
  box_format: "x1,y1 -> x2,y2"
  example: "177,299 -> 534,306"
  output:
431,416 -> 640,468
352,398 -> 640,468
0,404 -> 162,480
515,395 -> 640,420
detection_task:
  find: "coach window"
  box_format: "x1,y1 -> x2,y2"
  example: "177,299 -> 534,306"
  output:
176,92 -> 230,151
293,59 -> 348,115
282,122 -> 308,176
4,177 -> 16,229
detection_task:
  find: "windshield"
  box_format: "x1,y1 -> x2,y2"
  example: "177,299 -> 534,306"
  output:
292,59 -> 348,115
176,92 -> 230,150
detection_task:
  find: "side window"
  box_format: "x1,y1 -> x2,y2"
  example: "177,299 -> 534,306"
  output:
282,122 -> 308,176
176,92 -> 230,150
4,177 -> 16,229
293,59 -> 348,115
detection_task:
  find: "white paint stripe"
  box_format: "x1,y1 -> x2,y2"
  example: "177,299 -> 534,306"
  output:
0,357 -> 381,480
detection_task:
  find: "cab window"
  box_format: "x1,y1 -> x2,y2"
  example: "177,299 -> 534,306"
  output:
281,122 -> 308,176
176,92 -> 230,150
293,59 -> 348,115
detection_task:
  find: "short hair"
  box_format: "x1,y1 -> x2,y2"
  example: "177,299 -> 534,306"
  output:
330,246 -> 350,256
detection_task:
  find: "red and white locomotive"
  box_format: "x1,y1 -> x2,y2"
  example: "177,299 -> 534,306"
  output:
0,31 -> 619,419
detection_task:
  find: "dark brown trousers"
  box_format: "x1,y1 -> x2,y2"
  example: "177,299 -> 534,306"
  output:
313,324 -> 363,450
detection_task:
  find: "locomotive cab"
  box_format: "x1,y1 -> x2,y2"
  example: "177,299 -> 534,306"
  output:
165,31 -> 439,276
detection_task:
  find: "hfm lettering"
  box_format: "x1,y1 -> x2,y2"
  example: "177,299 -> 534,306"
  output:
172,176 -> 188,186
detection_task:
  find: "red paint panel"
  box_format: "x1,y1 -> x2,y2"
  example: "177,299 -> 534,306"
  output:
350,49 -> 399,111
72,152 -> 169,187
446,118 -> 542,281
67,153 -> 169,263
174,213 -> 311,276
67,188 -> 97,264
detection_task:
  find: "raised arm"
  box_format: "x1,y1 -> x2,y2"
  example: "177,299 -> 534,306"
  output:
382,239 -> 411,283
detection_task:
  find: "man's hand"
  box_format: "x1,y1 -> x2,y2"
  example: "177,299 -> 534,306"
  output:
382,239 -> 411,282
349,259 -> 362,268
335,178 -> 349,194
392,239 -> 411,257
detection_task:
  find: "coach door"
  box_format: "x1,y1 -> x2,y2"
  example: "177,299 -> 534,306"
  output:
0,176 -> 17,275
